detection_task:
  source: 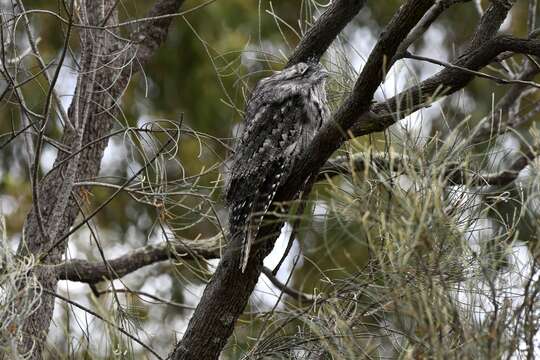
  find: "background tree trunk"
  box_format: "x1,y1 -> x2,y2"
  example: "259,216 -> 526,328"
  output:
14,1 -> 184,356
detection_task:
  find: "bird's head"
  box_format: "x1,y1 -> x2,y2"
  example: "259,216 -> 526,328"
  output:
247,61 -> 329,112
266,62 -> 328,84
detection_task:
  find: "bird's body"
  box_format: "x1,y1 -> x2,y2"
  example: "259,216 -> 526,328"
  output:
226,62 -> 329,272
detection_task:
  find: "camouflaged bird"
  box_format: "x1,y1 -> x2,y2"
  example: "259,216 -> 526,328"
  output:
226,62 -> 329,272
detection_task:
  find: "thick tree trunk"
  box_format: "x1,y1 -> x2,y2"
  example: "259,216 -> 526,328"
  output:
16,4 -> 122,355
14,0 -> 184,357
170,222 -> 281,359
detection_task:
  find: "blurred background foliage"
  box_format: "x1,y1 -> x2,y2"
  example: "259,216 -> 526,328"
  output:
1,0 -> 539,358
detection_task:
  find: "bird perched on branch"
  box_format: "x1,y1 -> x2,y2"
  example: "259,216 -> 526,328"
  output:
225,62 -> 329,272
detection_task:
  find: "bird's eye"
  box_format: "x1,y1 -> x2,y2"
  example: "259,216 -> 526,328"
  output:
298,63 -> 308,75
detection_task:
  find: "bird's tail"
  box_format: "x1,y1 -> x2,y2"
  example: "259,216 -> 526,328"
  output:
238,160 -> 288,272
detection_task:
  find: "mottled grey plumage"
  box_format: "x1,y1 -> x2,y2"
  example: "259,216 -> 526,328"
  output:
226,62 -> 329,272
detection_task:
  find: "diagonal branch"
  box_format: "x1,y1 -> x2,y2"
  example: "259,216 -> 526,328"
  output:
467,0 -> 515,51
404,52 -> 540,89
350,0 -> 515,137
170,2 -> 435,359
132,0 -> 188,69
282,0 -> 436,202
286,0 -> 366,67
395,0 -> 471,58
351,35 -> 540,138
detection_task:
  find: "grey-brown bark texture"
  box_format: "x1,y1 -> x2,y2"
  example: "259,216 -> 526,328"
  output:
15,0 -> 185,357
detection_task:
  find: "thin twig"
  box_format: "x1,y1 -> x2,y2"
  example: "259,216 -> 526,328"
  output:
41,134 -> 178,260
42,289 -> 164,360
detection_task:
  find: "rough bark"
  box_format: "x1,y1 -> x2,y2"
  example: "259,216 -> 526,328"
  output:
14,0 -> 185,357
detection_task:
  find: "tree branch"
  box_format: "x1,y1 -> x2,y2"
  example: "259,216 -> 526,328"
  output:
132,0 -> 187,68
56,242 -> 314,306
351,35 -> 540,138
261,267 -> 314,304
404,52 -> 540,89
447,146 -> 539,186
468,0 -> 515,51
395,0 -> 470,59
349,0 -> 514,137
286,0 -> 366,67
56,236 -> 221,283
